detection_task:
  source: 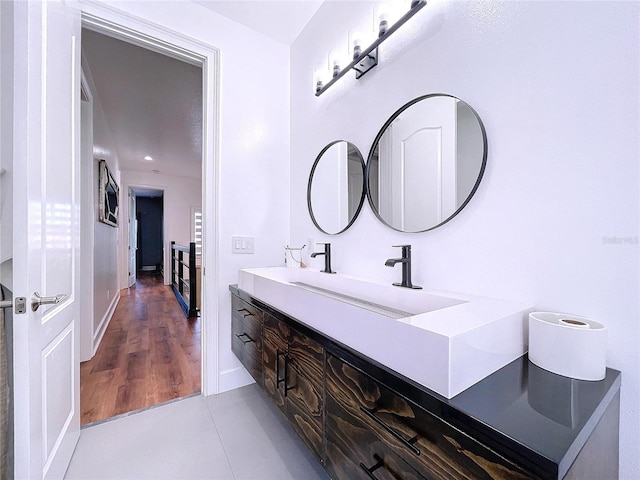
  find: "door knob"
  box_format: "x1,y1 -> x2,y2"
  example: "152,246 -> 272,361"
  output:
31,292 -> 69,312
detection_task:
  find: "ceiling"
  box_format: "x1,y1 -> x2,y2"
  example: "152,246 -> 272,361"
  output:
82,28 -> 203,179
81,1 -> 324,180
194,0 -> 324,45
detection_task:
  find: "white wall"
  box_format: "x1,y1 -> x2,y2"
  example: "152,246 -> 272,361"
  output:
80,54 -> 121,360
89,1 -> 291,392
291,1 -> 639,476
119,170 -> 201,287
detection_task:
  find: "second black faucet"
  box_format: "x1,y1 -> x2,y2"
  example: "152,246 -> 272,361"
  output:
385,245 -> 422,289
311,242 -> 335,274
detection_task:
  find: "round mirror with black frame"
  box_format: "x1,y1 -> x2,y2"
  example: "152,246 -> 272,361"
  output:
366,94 -> 487,233
307,140 -> 366,235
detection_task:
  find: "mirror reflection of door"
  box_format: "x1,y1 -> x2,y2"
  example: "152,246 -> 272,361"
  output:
369,94 -> 487,233
380,96 -> 457,231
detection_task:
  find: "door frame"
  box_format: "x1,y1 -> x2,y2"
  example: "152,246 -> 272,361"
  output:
80,4 -> 220,396
79,67 -> 95,363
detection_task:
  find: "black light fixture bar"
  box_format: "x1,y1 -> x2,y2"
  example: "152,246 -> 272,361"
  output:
315,0 -> 427,97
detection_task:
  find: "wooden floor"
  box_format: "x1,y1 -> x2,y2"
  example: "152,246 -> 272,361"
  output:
80,272 -> 201,425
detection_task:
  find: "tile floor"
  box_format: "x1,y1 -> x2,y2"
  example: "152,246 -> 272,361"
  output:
65,384 -> 330,479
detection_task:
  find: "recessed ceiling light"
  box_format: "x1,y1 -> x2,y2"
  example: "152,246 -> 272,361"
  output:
144,155 -> 154,161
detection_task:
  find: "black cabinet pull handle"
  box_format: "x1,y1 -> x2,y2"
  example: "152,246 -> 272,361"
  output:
359,406 -> 420,456
276,349 -> 286,388
359,454 -> 384,480
235,333 -> 254,344
283,355 -> 295,397
237,308 -> 255,318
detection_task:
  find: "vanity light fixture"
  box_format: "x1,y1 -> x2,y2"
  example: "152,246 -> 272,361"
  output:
315,0 -> 426,97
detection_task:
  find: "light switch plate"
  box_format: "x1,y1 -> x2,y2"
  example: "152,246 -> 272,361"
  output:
232,236 -> 254,254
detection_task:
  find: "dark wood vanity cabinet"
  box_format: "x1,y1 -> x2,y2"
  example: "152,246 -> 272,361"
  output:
262,311 -> 325,462
230,287 -> 621,480
325,354 -> 535,480
231,296 -> 263,386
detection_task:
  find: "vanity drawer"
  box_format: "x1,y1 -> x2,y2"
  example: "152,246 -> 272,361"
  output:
232,295 -> 263,327
326,393 -> 426,480
327,354 -> 535,480
231,314 -> 263,386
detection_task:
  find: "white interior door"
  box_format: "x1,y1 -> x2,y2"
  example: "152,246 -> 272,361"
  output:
129,191 -> 137,286
12,1 -> 81,478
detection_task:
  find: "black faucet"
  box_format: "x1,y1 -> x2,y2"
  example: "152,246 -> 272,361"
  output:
385,245 -> 422,289
310,243 -> 335,274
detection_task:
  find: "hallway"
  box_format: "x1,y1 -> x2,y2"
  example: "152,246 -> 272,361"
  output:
80,272 -> 200,424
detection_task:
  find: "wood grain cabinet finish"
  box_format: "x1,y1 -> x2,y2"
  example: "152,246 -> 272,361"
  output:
262,311 -> 325,462
325,354 -> 537,480
231,296 -> 263,386
262,312 -> 290,414
326,392 -> 427,480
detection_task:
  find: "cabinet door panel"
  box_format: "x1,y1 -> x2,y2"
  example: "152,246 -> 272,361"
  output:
262,338 -> 286,413
288,328 -> 324,389
286,365 -> 324,461
264,312 -> 290,350
327,354 -> 534,480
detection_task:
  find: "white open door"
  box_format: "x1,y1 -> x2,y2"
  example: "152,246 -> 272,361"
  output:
12,1 -> 81,478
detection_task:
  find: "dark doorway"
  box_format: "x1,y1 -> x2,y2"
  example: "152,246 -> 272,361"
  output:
136,195 -> 164,275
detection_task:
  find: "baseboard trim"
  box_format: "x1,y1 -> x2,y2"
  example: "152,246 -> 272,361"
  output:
218,366 -> 255,394
92,291 -> 120,355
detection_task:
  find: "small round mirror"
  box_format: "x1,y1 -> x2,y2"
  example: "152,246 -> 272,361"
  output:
366,94 -> 487,233
308,141 -> 366,235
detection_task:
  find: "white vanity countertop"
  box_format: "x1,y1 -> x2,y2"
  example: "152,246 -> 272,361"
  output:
238,266 -> 533,398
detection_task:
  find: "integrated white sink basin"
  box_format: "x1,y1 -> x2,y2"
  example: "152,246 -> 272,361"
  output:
238,267 -> 533,398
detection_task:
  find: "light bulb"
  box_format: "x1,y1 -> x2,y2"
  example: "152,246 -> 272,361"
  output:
329,47 -> 347,77
313,65 -> 328,94
349,29 -> 365,60
352,40 -> 362,60
378,12 -> 389,37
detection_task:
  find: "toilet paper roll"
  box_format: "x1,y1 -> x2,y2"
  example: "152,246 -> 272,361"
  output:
528,312 -> 606,381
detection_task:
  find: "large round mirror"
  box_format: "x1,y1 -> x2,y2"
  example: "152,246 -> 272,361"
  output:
366,94 -> 487,233
308,140 -> 366,235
